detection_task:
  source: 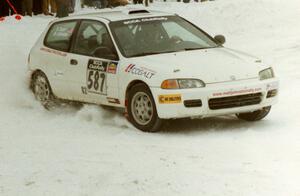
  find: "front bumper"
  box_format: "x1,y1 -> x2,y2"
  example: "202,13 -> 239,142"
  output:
151,78 -> 279,119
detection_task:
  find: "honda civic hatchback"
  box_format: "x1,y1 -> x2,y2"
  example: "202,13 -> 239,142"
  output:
27,9 -> 279,132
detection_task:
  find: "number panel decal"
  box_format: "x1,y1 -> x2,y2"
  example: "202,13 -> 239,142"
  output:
86,59 -> 108,95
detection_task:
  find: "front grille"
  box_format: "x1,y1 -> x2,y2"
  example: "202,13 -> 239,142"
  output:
209,93 -> 262,110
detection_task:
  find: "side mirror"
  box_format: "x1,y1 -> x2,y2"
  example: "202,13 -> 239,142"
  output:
214,35 -> 226,45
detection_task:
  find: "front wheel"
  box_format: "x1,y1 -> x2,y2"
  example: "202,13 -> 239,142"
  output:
127,84 -> 162,132
236,106 -> 271,121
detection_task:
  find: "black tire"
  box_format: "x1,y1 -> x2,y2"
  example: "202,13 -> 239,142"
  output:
236,106 -> 271,121
31,72 -> 55,109
127,83 -> 162,132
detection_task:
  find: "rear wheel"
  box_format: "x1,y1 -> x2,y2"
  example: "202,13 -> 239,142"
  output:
236,106 -> 271,121
31,72 -> 55,109
127,83 -> 162,132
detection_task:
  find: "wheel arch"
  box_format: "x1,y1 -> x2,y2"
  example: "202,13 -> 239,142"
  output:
30,70 -> 45,87
29,69 -> 54,95
124,80 -> 151,106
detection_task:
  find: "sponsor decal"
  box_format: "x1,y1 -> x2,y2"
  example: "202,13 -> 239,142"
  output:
107,97 -> 120,104
159,94 -> 182,104
125,64 -> 156,79
124,17 -> 168,25
88,59 -> 106,71
107,62 -> 118,74
40,47 -> 67,57
212,88 -> 262,97
81,86 -> 87,95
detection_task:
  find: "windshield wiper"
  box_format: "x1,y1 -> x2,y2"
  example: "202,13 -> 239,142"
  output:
183,46 -> 219,51
130,52 -> 162,57
130,50 -> 178,57
129,47 -> 219,57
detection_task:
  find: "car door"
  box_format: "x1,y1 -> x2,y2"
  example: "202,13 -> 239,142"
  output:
68,20 -> 120,105
42,20 -> 79,100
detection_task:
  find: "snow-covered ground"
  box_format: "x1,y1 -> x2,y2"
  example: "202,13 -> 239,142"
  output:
1,0 -> 300,195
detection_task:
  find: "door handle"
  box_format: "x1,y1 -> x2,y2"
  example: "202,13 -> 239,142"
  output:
55,71 -> 63,76
70,59 -> 78,65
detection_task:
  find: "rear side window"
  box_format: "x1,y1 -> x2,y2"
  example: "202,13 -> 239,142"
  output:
44,21 -> 77,52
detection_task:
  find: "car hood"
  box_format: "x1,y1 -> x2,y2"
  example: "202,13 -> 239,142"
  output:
129,47 -> 266,84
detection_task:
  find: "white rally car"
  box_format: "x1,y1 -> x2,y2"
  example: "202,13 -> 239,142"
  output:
28,9 -> 279,132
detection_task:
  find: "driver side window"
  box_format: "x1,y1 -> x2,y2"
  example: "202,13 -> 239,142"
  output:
72,20 -> 117,60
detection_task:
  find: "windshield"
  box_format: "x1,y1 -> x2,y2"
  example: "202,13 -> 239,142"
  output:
109,16 -> 219,58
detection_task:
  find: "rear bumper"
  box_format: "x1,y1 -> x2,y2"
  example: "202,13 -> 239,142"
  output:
151,78 -> 279,119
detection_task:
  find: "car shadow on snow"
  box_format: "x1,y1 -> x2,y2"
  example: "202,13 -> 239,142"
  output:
45,102 -> 273,134
94,106 -> 273,133
160,115 -> 273,134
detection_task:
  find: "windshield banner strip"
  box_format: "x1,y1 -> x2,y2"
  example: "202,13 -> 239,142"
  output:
123,17 -> 168,25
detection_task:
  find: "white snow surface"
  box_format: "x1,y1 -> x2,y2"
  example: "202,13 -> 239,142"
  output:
1,0 -> 300,195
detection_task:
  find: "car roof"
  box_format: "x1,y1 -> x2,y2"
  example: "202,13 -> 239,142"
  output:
58,9 -> 175,22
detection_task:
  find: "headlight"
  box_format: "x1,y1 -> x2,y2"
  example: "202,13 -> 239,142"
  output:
161,79 -> 205,89
259,68 -> 274,80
